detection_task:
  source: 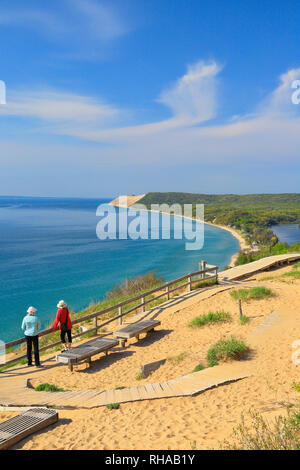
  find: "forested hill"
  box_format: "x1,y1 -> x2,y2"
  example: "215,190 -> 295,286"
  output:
138,192 -> 300,248
139,192 -> 300,209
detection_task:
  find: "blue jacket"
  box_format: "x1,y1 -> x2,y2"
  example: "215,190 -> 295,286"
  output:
21,315 -> 41,337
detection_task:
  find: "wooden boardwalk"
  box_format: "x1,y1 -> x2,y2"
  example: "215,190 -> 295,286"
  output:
0,363 -> 250,410
219,253 -> 300,281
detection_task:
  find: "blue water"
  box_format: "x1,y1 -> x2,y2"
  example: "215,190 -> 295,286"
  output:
0,197 -> 239,343
272,224 -> 300,245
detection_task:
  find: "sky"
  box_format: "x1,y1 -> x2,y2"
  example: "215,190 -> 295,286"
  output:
0,0 -> 300,197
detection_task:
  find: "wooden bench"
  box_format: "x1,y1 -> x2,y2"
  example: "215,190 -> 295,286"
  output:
113,320 -> 161,347
0,408 -> 58,450
56,337 -> 119,372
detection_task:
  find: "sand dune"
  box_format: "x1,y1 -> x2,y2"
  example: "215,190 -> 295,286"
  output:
1,264 -> 300,449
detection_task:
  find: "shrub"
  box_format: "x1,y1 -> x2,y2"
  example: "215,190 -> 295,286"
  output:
188,310 -> 231,328
230,287 -> 275,302
35,383 -> 65,392
106,403 -> 120,410
106,271 -> 164,300
240,315 -> 250,325
222,409 -> 300,450
167,352 -> 187,365
192,364 -> 205,373
207,338 -> 250,367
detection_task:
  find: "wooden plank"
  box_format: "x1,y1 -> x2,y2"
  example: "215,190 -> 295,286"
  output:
0,408 -> 58,450
113,320 -> 161,340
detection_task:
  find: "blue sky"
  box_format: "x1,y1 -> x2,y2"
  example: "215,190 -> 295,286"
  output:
0,0 -> 300,197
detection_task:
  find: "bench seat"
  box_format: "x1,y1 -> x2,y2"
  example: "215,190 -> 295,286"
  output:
56,337 -> 119,371
113,320 -> 161,347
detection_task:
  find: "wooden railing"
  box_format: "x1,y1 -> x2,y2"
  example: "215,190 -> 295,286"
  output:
2,262 -> 218,367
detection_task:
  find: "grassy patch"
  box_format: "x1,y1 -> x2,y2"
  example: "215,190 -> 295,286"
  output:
115,386 -> 126,390
188,310 -> 231,327
221,408 -> 300,450
35,383 -> 65,392
293,262 -> 300,269
136,372 -> 144,380
192,278 -> 218,290
239,315 -> 250,325
230,287 -> 275,302
192,364 -> 205,373
106,403 -> 120,410
0,358 -> 27,372
207,338 -> 250,367
167,352 -> 187,366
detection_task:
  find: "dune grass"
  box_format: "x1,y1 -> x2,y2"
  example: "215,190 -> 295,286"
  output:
222,408 -> 300,450
240,315 -> 250,325
167,352 -> 187,366
192,364 -> 205,373
230,287 -> 275,302
207,338 -> 250,367
35,383 -> 65,392
188,310 -> 231,328
106,403 -> 120,410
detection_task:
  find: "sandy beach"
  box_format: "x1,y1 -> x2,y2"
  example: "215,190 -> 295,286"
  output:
1,261 -> 300,450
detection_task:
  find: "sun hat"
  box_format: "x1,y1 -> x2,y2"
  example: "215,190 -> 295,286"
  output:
57,300 -> 67,308
27,306 -> 37,315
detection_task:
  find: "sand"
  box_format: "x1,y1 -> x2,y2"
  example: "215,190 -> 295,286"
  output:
1,263 -> 300,450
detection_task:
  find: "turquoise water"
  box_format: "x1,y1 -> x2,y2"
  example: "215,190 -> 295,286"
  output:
0,197 -> 239,343
272,224 -> 300,245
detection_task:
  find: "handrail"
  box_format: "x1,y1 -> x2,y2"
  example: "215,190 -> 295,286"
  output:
2,263 -> 218,367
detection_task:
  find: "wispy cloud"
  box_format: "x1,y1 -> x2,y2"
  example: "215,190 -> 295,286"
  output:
1,60 -> 300,172
0,90 -> 119,124
57,60 -> 222,140
0,0 -> 130,57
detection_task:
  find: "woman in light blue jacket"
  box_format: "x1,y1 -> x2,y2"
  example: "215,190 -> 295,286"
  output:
21,306 -> 42,367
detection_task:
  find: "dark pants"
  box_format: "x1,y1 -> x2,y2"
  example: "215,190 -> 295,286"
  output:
60,329 -> 72,344
25,335 -> 40,366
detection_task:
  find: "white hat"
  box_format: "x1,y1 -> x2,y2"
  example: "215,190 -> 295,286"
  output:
57,300 -> 67,308
27,306 -> 37,314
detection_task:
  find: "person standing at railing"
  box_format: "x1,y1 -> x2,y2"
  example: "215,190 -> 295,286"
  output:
52,300 -> 73,353
21,306 -> 42,367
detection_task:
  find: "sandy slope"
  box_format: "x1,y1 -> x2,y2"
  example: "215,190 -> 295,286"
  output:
1,264 -> 300,450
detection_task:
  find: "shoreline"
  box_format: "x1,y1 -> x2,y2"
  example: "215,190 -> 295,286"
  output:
111,199 -> 249,267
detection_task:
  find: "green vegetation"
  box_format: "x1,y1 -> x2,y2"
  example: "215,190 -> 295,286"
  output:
106,403 -> 120,410
222,408 -> 300,450
188,310 -> 231,327
35,383 -> 65,392
167,352 -> 187,365
138,192 -> 300,266
207,338 -> 250,367
115,386 -> 126,390
0,358 -> 27,372
230,287 -> 275,302
239,315 -> 250,325
192,364 -> 205,373
293,262 -> 300,269
136,372 -> 144,380
192,278 -> 218,290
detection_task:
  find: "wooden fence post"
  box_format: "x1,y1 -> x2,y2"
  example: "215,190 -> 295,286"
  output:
188,275 -> 192,292
141,296 -> 145,313
202,260 -> 206,279
118,306 -> 122,325
238,299 -> 243,318
93,316 -> 98,334
166,285 -> 170,300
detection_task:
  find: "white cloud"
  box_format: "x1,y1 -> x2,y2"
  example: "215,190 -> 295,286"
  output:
0,0 -> 129,54
56,60 -> 222,140
0,90 -> 119,124
158,61 -> 222,124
